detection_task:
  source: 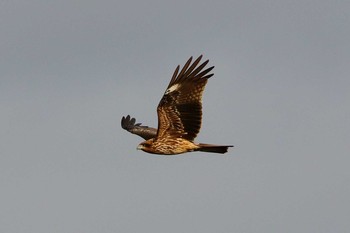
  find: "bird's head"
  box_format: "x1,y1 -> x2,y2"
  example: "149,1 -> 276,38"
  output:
137,139 -> 154,152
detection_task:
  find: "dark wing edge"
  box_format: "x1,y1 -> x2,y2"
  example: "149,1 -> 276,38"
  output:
166,55 -> 214,90
121,115 -> 157,140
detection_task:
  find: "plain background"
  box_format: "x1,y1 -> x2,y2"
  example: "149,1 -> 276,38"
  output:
1,1 -> 349,232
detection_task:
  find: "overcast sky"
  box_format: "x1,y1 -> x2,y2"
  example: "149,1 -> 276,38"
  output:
1,1 -> 350,232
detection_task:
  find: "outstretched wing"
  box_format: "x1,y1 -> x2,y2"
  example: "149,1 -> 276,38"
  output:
156,55 -> 214,141
121,115 -> 157,140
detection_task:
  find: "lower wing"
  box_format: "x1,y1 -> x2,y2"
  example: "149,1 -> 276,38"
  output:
121,115 -> 157,140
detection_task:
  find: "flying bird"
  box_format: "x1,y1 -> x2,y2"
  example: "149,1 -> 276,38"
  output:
121,55 -> 233,155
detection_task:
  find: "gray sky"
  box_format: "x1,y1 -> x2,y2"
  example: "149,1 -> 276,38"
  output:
1,0 -> 350,232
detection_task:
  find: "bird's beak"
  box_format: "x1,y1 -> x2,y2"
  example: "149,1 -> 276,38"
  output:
137,145 -> 143,150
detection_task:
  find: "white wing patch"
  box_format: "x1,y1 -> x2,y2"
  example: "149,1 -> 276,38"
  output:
165,84 -> 180,94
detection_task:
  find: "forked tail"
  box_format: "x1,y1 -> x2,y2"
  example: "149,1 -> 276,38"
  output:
196,143 -> 233,154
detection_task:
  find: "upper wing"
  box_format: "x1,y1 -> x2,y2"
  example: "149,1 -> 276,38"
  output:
121,115 -> 157,140
156,55 -> 214,141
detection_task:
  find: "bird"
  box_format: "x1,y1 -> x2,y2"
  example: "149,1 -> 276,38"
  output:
121,55 -> 233,155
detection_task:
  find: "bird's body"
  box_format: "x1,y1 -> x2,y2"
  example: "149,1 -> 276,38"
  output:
121,55 -> 233,155
137,137 -> 199,155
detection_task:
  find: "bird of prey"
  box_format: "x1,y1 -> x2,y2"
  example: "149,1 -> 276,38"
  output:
121,55 -> 233,155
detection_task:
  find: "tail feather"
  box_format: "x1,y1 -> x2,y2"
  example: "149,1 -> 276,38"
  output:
196,143 -> 233,154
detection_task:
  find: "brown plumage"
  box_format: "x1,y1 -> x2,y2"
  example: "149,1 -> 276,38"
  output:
121,55 -> 233,155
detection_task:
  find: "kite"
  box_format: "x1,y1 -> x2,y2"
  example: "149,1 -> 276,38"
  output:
121,55 -> 233,155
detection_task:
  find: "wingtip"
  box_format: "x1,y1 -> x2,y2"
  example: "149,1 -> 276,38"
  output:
121,115 -> 133,129
121,115 -> 126,126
